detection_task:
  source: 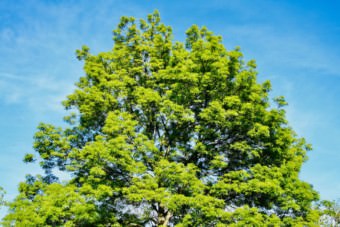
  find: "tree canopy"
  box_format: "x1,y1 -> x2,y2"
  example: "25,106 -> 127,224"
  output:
3,11 -> 321,226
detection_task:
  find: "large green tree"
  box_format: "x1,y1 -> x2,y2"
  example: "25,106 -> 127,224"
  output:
3,11 -> 320,226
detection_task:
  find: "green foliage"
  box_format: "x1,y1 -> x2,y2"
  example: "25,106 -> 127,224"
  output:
3,10 -> 320,226
317,200 -> 340,226
0,187 -> 5,207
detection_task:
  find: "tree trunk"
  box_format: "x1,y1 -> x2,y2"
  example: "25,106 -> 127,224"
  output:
157,205 -> 172,226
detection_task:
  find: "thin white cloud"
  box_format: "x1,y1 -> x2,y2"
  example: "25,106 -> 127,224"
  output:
222,24 -> 340,77
0,71 -> 74,114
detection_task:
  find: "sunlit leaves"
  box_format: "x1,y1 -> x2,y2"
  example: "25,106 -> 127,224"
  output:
3,10 -> 320,226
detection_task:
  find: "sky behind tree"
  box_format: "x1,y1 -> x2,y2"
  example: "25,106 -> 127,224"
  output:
0,0 -> 339,217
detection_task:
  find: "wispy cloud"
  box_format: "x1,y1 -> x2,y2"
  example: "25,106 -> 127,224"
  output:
0,0 -> 151,113
0,71 -> 74,113
221,24 -> 340,77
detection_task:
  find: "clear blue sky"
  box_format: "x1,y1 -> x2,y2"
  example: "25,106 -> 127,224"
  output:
1,0 -> 339,217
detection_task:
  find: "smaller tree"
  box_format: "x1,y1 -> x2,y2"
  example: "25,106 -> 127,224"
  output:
0,187 -> 5,207
318,200 -> 340,226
